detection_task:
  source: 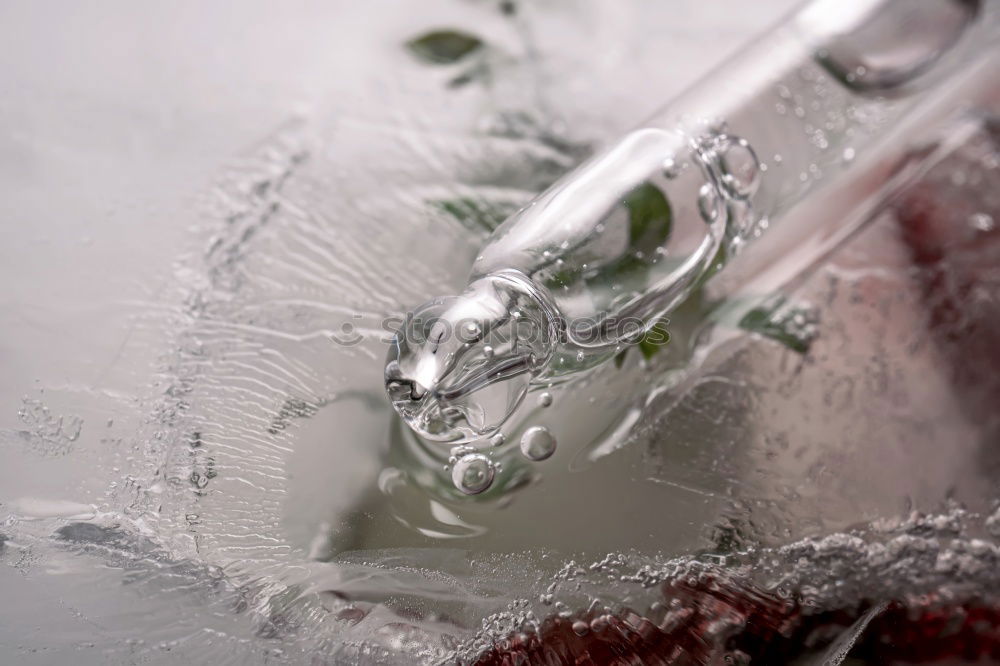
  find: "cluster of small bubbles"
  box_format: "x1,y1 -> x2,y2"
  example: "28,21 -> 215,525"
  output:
697,183 -> 722,224
774,303 -> 820,351
451,452 -> 495,495
808,127 -> 829,151
489,432 -> 505,447
447,443 -> 477,468
519,425 -> 557,461
537,392 -> 553,408
970,212 -> 995,233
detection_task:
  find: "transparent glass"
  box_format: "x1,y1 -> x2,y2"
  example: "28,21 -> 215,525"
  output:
386,0 -> 1000,446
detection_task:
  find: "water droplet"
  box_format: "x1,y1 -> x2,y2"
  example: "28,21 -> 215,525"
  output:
461,321 -> 481,340
719,137 -> 761,199
519,426 -> 557,461
490,432 -> 505,447
451,453 -> 495,495
537,392 -> 553,408
662,157 -> 680,179
697,183 -> 721,224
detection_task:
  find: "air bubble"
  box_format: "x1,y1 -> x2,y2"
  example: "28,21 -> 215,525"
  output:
697,183 -> 722,224
571,620 -> 589,636
490,432 -> 505,447
719,137 -> 761,199
519,426 -> 557,461
662,157 -> 680,179
461,321 -> 481,340
538,392 -> 553,408
590,616 -> 609,632
451,453 -> 495,495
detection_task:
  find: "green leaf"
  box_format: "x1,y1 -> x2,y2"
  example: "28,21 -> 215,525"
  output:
406,30 -> 483,65
613,319 -> 672,368
638,320 -> 671,361
573,181 -> 672,299
737,301 -> 817,354
623,181 -> 672,258
430,197 -> 517,233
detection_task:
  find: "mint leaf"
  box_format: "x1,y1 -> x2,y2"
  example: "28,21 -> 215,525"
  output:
638,320 -> 671,360
406,30 -> 483,64
738,301 -> 818,354
430,196 -> 518,234
623,181 -> 672,258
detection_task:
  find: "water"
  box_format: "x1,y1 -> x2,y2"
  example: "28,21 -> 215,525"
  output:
3,0 -> 1000,664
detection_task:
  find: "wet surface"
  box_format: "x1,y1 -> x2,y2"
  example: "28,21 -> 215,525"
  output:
2,1 -> 1000,664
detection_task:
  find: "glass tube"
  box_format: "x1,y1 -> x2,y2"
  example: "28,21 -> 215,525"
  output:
386,0 -> 1000,445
